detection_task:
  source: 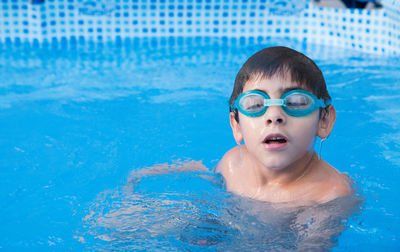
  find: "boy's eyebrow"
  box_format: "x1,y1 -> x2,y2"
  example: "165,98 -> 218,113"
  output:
281,86 -> 304,94
252,87 -> 303,95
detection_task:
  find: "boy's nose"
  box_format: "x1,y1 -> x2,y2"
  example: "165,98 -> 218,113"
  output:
265,106 -> 286,125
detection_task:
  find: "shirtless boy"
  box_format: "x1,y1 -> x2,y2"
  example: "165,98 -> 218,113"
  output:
216,46 -> 352,205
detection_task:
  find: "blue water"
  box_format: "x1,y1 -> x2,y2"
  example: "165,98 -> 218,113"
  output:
0,37 -> 399,250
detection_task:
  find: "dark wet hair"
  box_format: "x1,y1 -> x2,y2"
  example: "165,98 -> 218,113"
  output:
229,46 -> 331,122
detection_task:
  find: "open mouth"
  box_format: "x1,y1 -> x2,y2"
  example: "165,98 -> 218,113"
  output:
263,134 -> 288,144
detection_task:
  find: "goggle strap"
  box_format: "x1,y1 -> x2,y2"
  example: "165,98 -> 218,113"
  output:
324,99 -> 332,106
317,99 -> 331,108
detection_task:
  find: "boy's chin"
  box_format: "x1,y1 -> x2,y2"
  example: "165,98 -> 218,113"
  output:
259,154 -> 304,169
259,151 -> 314,170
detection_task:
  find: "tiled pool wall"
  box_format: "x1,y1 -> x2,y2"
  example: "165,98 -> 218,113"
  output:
0,0 -> 399,55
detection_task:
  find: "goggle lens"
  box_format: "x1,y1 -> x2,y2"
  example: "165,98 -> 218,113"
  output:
239,94 -> 265,113
285,93 -> 313,110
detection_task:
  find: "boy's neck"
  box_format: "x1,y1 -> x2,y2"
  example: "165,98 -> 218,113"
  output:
246,150 -> 317,189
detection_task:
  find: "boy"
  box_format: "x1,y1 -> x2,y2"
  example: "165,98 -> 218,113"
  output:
216,46 -> 352,205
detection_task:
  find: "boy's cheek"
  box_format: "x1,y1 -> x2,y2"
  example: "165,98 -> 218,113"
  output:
294,129 -> 318,149
241,118 -> 263,132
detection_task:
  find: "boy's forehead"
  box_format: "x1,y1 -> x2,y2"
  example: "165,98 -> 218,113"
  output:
244,75 -> 304,93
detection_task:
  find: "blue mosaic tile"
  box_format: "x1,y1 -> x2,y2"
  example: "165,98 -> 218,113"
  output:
0,0 -> 398,55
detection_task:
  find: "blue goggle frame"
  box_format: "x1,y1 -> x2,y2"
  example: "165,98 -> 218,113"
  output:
230,89 -> 331,117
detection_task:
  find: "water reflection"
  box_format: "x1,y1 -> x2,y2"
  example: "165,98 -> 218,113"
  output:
82,159 -> 362,251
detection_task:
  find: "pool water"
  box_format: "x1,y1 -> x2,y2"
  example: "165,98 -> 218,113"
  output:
0,37 -> 399,250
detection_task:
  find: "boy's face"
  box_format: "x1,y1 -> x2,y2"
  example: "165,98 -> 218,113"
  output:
230,75 -> 333,171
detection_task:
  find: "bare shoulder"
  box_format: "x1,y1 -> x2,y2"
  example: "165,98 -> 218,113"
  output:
214,146 -> 242,179
215,146 -> 258,195
314,161 -> 354,203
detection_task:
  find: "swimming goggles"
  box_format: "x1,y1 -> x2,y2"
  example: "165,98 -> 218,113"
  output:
230,89 -> 331,117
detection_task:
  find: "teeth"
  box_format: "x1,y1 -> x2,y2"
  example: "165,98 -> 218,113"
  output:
265,136 -> 286,144
269,137 -> 283,140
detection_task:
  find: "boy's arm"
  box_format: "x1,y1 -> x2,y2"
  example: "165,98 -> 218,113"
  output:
294,194 -> 360,250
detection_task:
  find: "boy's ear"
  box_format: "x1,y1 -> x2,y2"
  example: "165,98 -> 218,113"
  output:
230,112 -> 243,144
317,105 -> 336,139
